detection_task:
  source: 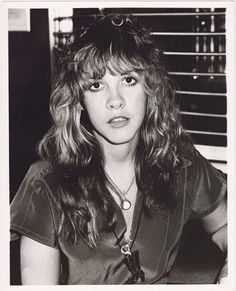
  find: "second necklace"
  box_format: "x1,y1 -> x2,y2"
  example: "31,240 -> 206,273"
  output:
106,172 -> 134,210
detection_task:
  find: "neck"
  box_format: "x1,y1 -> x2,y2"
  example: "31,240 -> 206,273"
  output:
95,134 -> 138,174
96,135 -> 138,212
104,147 -> 135,182
102,143 -> 138,212
106,144 -> 135,165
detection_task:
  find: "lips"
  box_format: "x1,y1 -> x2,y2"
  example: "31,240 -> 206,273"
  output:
108,115 -> 130,128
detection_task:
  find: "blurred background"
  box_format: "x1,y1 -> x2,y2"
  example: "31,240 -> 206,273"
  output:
9,7 -> 227,284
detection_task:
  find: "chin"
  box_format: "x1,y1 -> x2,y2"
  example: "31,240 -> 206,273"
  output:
109,139 -> 132,145
94,128 -> 140,146
105,133 -> 139,146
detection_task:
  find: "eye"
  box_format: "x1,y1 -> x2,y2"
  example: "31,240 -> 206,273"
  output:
89,81 -> 104,92
123,76 -> 137,86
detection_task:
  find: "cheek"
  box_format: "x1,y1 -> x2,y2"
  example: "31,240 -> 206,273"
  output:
135,92 -> 147,115
86,107 -> 100,124
83,92 -> 106,114
83,103 -> 104,130
83,96 -> 99,116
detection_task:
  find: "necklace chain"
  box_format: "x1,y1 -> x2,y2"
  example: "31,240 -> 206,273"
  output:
105,172 -> 134,210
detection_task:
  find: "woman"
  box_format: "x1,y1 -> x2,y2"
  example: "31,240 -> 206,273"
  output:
10,14 -> 227,284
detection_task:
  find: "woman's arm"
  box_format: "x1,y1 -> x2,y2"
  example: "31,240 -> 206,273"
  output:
20,235 -> 60,285
200,197 -> 227,284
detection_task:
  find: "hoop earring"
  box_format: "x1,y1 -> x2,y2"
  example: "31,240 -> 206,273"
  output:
111,17 -> 124,27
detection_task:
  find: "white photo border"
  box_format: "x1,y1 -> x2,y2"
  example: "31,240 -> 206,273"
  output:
1,1 -> 235,291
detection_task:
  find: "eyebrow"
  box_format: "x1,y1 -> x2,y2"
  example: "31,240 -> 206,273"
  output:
122,69 -> 143,75
121,70 -> 138,75
113,70 -> 142,77
87,69 -> 142,82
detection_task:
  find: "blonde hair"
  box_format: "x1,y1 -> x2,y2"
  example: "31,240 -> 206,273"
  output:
38,14 -> 193,247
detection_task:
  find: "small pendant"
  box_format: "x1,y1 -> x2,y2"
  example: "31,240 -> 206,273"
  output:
121,241 -> 132,256
121,199 -> 131,210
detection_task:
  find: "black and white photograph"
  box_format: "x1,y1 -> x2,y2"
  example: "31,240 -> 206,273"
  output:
1,1 -> 235,289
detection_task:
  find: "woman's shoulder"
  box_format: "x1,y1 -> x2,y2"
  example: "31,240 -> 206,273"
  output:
12,160 -> 60,215
27,160 -> 53,178
11,160 -> 61,247
177,143 -> 217,177
25,160 -> 58,193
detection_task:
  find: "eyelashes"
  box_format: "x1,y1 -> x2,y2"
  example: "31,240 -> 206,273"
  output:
89,82 -> 104,92
122,76 -> 137,86
87,75 -> 138,92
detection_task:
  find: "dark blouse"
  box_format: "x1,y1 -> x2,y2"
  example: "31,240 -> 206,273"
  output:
10,149 -> 226,284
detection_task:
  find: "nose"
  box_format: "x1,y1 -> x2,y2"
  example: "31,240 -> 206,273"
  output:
106,87 -> 125,110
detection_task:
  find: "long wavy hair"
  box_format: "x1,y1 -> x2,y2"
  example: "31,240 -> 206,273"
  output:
38,14 -> 193,248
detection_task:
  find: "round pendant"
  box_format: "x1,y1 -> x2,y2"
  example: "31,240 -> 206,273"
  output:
121,199 -> 131,210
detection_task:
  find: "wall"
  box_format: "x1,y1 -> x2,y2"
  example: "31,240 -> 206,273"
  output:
9,9 -> 51,202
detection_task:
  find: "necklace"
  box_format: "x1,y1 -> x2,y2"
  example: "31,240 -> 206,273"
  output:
112,226 -> 145,283
106,172 -> 134,210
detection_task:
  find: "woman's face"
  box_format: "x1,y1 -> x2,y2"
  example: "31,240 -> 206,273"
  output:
83,69 -> 147,147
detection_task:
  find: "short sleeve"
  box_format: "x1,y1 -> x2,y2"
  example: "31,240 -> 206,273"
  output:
188,150 -> 227,220
10,163 -> 59,248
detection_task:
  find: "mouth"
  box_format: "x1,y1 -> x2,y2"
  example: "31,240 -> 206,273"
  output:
108,116 -> 130,128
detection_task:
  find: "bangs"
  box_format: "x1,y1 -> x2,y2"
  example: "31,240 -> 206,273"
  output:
74,44 -> 148,89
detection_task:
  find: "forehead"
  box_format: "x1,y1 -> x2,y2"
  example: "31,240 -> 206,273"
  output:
81,55 -> 145,80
